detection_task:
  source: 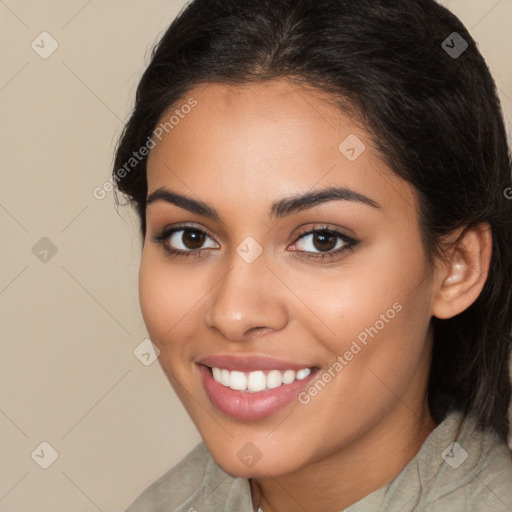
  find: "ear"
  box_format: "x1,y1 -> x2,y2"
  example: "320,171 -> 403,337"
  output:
431,223 -> 492,320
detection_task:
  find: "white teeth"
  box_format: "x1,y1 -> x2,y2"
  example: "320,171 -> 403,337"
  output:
220,369 -> 231,387
212,367 -> 222,382
282,369 -> 296,384
210,366 -> 313,391
296,368 -> 311,380
247,371 -> 266,392
266,369 -> 282,389
229,371 -> 247,391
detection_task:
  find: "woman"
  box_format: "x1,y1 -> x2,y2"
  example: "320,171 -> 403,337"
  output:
114,0 -> 512,510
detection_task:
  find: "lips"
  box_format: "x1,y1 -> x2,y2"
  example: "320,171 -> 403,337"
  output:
196,354 -> 320,421
211,367 -> 312,392
197,354 -> 318,372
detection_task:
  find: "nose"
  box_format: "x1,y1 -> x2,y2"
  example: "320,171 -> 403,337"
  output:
203,249 -> 288,342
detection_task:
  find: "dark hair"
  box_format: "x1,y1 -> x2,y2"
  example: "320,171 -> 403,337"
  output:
112,0 -> 512,442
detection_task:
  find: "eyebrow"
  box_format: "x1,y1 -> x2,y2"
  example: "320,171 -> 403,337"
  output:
146,185 -> 382,221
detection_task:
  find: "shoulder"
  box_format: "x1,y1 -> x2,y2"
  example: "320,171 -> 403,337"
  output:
124,442 -> 214,511
439,425 -> 512,510
419,411 -> 512,511
351,410 -> 512,512
124,442 -> 254,512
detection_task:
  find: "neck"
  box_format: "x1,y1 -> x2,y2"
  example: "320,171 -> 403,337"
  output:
250,399 -> 438,512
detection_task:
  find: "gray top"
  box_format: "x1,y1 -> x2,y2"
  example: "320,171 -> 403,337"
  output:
125,410 -> 512,511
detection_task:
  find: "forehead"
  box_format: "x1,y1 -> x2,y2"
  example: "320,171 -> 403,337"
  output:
145,79 -> 416,218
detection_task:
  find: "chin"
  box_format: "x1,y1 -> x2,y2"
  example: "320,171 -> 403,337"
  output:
202,436 -> 305,480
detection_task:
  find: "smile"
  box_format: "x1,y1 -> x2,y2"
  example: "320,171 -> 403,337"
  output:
197,357 -> 321,421
211,367 -> 313,392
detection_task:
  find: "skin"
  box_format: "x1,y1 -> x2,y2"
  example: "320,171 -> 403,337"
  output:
139,79 -> 492,512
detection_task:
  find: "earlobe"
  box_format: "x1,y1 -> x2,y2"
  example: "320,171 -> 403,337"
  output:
432,224 -> 492,320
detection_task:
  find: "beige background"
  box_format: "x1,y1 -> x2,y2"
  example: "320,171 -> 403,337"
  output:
1,1 -> 511,511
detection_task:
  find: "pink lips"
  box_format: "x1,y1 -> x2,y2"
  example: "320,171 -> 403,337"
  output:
198,354 -> 316,372
197,354 -> 319,421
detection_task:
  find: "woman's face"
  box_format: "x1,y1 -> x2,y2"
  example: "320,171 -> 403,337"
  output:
140,79 -> 438,478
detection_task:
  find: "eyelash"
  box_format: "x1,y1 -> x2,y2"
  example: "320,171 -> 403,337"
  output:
151,224 -> 359,262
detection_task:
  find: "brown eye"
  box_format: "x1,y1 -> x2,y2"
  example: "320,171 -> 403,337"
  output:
294,228 -> 351,254
153,226 -> 219,255
311,230 -> 338,252
180,229 -> 206,250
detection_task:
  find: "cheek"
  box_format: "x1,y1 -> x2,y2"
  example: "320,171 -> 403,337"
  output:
138,250 -> 201,351
308,246 -> 432,400
306,241 -> 430,349
301,245 -> 433,417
